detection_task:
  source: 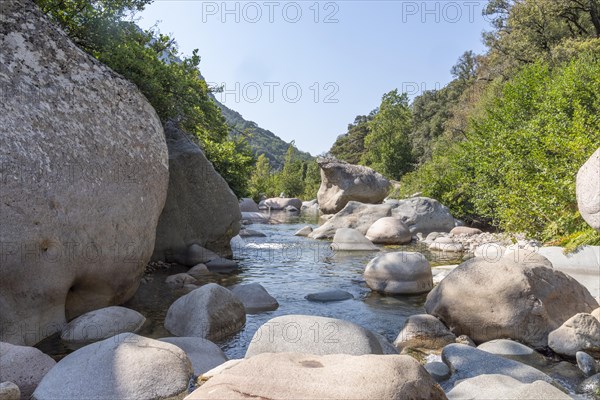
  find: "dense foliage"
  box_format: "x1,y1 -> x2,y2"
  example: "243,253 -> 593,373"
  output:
36,0 -> 255,197
328,0 -> 600,246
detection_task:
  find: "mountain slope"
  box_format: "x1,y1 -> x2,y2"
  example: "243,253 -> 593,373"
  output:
210,94 -> 312,169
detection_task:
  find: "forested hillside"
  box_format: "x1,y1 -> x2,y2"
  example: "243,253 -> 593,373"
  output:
328,0 -> 600,247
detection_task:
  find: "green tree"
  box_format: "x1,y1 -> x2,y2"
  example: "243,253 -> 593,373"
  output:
249,154 -> 276,201
362,90 -> 413,179
301,160 -> 321,200
277,144 -> 305,198
329,114 -> 374,164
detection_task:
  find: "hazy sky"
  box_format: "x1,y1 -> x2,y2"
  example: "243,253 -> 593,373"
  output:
138,1 -> 492,155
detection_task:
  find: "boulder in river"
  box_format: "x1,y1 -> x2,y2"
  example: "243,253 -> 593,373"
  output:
446,374 -> 570,400
316,158 -> 391,214
392,197 -> 455,235
294,226 -> 313,236
186,352 -> 446,400
331,228 -> 379,251
152,122 -> 241,262
365,217 -> 412,245
577,148 -> 600,231
310,202 -> 393,239
262,197 -> 303,210
364,252 -> 433,294
425,252 -> 598,349
165,283 -> 246,341
245,315 -> 396,358
548,313 -> 600,357
393,314 -> 456,351
229,283 -> 279,313
0,0 -> 169,345
32,333 -> 192,400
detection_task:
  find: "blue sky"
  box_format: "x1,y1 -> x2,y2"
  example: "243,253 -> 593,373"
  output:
138,1 -> 492,155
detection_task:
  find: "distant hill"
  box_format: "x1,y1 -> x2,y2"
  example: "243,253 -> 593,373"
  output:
209,94 -> 313,169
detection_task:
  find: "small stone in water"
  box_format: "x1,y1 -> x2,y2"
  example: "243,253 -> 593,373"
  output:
305,289 -> 354,303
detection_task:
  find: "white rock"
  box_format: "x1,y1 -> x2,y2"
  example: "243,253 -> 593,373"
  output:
364,252 -> 433,294
294,226 -> 313,236
548,313 -> 600,357
365,217 -> 412,244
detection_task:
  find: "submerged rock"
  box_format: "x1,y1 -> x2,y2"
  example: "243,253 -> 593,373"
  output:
230,283 -> 279,313
305,289 -> 354,303
331,228 -> 379,251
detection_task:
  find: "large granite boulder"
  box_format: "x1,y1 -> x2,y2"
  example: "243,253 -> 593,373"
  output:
365,217 -> 412,244
392,197 -> 455,235
0,0 -> 169,345
309,202 -> 393,239
0,342 -> 56,399
316,158 -> 391,214
152,122 -> 240,261
425,253 -> 598,348
32,333 -> 192,400
577,148 -> 600,231
364,252 -> 433,294
186,352 -> 446,400
245,315 -> 396,358
165,283 -> 246,341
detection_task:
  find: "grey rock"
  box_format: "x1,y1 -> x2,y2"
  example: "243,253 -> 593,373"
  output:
294,226 -> 313,236
187,264 -> 210,279
446,374 -> 570,400
477,339 -> 538,356
424,362 -> 450,382
455,335 -> 476,347
365,217 -> 412,245
548,313 -> 600,357
159,337 -> 228,376
32,333 -> 192,400
165,283 -> 246,341
186,353 -> 446,400
230,283 -> 278,313
239,198 -> 259,212
578,373 -> 600,397
394,314 -> 455,351
425,252 -> 597,349
316,158 -> 391,214
245,315 -> 395,358
0,382 -> 20,400
182,244 -> 220,266
241,211 -> 268,224
152,122 -> 240,261
239,229 -> 266,238
0,0 -> 169,345
442,344 -> 554,387
60,306 -> 145,345
309,202 -> 393,239
331,228 -> 379,251
577,351 -> 598,377
577,148 -> 600,231
305,289 -> 353,303
364,252 -> 433,294
205,258 -> 238,273
450,226 -> 483,235
392,197 -> 455,235
263,198 -> 302,210
165,273 -> 197,289
0,342 -> 55,399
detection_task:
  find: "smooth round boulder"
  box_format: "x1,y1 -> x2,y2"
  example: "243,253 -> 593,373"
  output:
331,228 -> 378,251
364,252 -> 433,294
548,313 -> 600,357
245,315 -> 395,358
392,197 -> 455,235
165,283 -> 246,341
577,148 -> 600,231
365,217 -> 412,244
305,289 -> 353,303
229,283 -> 279,313
32,333 -> 192,400
159,337 -> 228,376
316,158 -> 391,214
425,253 -> 598,349
0,0 -> 169,345
577,351 -> 597,377
446,374 -> 571,400
0,342 -> 56,399
186,352 -> 446,400
239,198 -> 259,212
60,306 -> 146,345
393,314 -> 455,351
